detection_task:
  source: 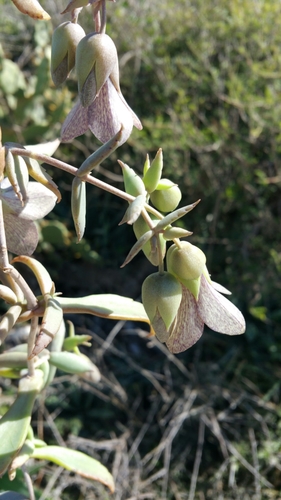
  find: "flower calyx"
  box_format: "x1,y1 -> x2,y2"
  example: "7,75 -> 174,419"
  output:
76,32 -> 119,107
142,272 -> 182,343
51,22 -> 86,86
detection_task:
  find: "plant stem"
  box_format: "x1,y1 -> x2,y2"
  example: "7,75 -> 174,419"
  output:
11,147 -> 165,219
0,199 -> 10,269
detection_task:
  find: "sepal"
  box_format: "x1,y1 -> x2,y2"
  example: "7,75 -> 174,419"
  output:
76,33 -> 119,107
150,179 -> 182,213
51,22 -> 86,86
141,272 -> 182,342
167,241 -> 206,281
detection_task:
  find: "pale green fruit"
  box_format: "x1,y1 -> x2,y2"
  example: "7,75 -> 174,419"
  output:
150,179 -> 182,213
142,272 -> 182,342
167,241 -> 206,281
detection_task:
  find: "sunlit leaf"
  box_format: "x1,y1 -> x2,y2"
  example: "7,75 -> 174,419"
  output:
0,371 -> 43,476
32,446 -> 115,492
57,293 -> 149,324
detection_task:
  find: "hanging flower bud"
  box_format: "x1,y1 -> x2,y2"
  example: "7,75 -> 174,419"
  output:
76,33 -> 119,107
167,241 -> 206,281
61,31 -> 142,146
118,160 -> 146,197
142,149 -> 163,194
142,272 -> 182,343
51,22 -> 86,86
150,179 -> 182,213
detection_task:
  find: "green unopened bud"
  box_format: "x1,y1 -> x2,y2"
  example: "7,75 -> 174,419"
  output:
51,22 -> 86,86
142,272 -> 182,342
142,148 -> 163,194
133,215 -> 166,266
150,179 -> 182,213
118,160 -> 146,197
167,241 -> 206,281
76,33 -> 119,107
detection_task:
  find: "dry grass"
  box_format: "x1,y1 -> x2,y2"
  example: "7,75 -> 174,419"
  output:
30,318 -> 281,500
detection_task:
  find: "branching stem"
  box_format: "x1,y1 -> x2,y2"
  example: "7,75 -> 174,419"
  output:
10,147 -> 165,219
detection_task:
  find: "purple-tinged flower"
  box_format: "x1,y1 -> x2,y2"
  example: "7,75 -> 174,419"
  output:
61,32 -> 142,146
61,79 -> 142,145
165,274 -> 246,354
0,178 -> 57,255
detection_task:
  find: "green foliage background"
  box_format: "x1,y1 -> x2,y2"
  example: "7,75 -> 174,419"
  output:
1,0 -> 281,498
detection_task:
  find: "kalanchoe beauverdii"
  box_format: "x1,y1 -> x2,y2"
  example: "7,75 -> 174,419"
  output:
61,32 -> 142,146
141,242 -> 246,353
164,272 -> 246,354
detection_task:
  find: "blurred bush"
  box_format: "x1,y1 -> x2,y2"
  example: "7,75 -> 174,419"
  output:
1,0 -> 281,497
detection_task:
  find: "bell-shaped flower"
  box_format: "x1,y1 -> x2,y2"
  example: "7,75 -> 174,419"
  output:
165,274 -> 246,354
164,242 -> 246,353
0,178 -> 57,255
61,32 -> 142,146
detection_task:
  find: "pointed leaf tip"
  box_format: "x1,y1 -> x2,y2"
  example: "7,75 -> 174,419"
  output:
32,446 -> 115,492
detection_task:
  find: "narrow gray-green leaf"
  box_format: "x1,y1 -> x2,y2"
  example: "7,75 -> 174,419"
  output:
32,446 -> 115,492
57,294 -> 149,323
0,370 -> 43,476
71,177 -> 86,241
